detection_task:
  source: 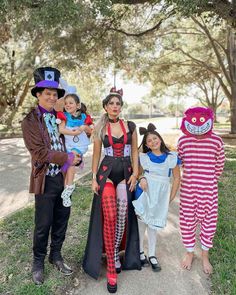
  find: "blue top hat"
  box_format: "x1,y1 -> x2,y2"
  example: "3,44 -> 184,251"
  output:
31,67 -> 65,98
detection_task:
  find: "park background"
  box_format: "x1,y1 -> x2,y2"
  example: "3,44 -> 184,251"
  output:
0,1 -> 236,294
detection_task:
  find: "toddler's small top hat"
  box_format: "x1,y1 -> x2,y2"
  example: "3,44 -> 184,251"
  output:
31,67 -> 65,98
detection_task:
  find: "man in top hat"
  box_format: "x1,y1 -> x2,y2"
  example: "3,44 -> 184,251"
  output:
21,67 -> 81,285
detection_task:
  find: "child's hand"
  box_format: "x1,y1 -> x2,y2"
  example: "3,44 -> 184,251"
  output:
169,195 -> 175,203
79,125 -> 86,131
72,128 -> 82,135
139,178 -> 148,191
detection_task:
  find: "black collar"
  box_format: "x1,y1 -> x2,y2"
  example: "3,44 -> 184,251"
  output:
108,117 -> 119,123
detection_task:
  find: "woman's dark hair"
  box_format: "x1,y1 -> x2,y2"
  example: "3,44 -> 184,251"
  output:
140,130 -> 170,154
102,94 -> 123,109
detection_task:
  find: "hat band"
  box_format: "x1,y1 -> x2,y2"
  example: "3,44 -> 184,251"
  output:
36,80 -> 59,88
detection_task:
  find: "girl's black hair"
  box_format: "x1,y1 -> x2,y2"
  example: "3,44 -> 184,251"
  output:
80,102 -> 87,114
140,130 -> 170,154
64,93 -> 80,104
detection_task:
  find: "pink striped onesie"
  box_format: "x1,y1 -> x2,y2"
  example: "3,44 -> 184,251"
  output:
178,134 -> 225,250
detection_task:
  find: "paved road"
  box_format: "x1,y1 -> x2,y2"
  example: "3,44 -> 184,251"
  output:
0,139 -> 93,219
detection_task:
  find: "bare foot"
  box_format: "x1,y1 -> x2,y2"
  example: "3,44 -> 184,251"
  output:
181,252 -> 194,270
202,250 -> 213,274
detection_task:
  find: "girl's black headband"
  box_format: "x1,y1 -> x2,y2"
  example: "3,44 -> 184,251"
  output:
139,123 -> 156,135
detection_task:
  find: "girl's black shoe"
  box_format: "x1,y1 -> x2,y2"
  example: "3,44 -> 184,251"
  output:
148,256 -> 161,272
140,251 -> 149,267
115,267 -> 121,274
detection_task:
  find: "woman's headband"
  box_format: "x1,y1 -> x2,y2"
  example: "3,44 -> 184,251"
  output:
103,86 -> 124,108
108,86 -> 123,97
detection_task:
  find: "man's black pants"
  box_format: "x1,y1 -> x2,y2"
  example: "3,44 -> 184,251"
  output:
33,173 -> 70,270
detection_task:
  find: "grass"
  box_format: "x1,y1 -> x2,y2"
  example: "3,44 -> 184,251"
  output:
0,174 -> 92,295
211,146 -> 236,295
0,148 -> 236,294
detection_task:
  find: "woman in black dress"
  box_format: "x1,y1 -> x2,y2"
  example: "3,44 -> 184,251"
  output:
83,87 -> 141,293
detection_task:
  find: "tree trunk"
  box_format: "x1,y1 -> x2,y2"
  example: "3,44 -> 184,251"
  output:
212,105 -> 218,123
17,78 -> 31,107
230,84 -> 236,133
5,107 -> 17,127
228,28 -> 236,133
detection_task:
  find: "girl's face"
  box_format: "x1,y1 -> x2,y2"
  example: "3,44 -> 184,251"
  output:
104,96 -> 122,117
64,96 -> 80,115
146,133 -> 161,152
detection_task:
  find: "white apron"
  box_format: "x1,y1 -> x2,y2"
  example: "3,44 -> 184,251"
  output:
132,152 -> 177,230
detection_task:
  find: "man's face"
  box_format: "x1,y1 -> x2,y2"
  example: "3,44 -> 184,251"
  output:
36,88 -> 58,111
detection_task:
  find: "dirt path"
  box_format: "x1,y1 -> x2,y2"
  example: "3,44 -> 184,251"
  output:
70,197 -> 211,295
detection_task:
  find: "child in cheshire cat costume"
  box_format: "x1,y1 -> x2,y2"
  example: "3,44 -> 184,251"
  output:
177,107 -> 225,274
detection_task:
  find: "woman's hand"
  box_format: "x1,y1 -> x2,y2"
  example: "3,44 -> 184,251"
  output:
127,174 -> 137,192
139,177 -> 148,191
92,179 -> 99,194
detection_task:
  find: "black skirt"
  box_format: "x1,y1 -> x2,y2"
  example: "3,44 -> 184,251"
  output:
82,155 -> 141,279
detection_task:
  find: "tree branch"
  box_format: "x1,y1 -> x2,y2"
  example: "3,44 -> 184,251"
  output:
217,97 -> 225,108
112,0 -> 236,27
112,0 -> 157,4
192,16 -> 231,85
109,9 -> 175,37
175,46 -> 232,100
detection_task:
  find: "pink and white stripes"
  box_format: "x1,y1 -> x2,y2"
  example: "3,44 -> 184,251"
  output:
177,134 -> 225,249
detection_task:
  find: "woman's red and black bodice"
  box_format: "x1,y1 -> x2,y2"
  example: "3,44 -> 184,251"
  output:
100,120 -> 135,186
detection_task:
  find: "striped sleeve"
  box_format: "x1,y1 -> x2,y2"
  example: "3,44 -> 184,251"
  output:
215,138 -> 225,180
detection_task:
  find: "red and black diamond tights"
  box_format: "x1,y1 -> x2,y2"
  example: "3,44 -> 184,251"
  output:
102,182 -> 117,276
102,182 -> 128,277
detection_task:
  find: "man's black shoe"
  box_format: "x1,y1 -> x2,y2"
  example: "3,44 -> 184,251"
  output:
49,259 -> 73,275
32,269 -> 44,285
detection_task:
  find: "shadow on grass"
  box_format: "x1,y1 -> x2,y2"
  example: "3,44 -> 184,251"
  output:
211,147 -> 236,295
0,174 -> 92,295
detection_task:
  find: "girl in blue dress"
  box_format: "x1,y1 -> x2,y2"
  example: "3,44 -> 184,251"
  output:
132,123 -> 181,272
58,93 -> 91,207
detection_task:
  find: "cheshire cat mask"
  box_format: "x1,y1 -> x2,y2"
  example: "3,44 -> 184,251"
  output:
180,107 -> 214,136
